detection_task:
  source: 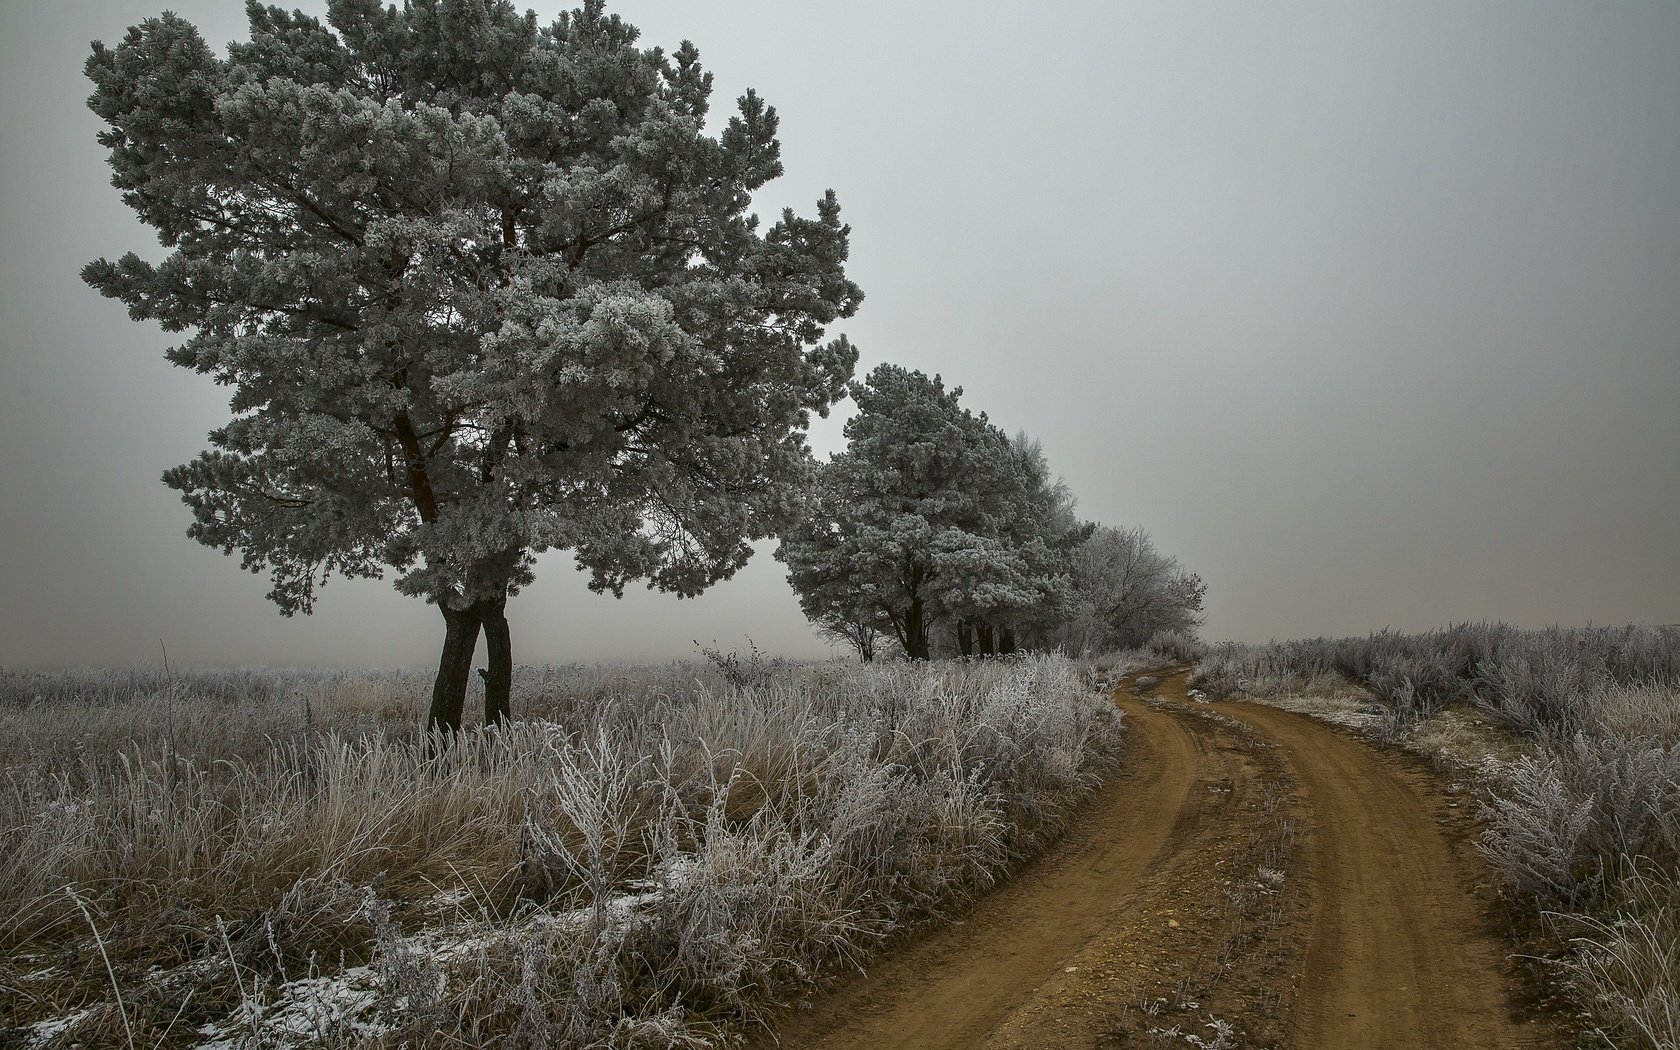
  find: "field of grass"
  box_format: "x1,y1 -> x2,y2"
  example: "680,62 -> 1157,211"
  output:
1,653 -> 1124,1048
1191,622 -> 1680,1050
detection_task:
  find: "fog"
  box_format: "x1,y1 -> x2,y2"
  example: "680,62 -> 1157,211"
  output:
2,1 -> 1676,669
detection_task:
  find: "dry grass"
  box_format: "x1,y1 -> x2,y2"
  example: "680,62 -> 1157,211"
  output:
1565,871 -> 1680,1050
1,654 -> 1122,1048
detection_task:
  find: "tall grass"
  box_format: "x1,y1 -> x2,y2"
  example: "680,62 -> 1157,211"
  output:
1190,622 -> 1680,1049
1,654 -> 1122,1048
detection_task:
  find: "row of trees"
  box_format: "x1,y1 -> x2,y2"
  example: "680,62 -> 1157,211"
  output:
83,1 -> 1201,728
778,365 -> 1205,661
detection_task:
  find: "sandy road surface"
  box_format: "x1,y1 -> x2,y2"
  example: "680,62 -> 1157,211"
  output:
759,688 -> 1203,1049
758,671 -> 1557,1050
1216,699 -> 1540,1049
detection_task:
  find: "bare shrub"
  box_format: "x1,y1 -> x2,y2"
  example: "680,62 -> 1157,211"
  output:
1147,629 -> 1209,665
693,637 -> 791,691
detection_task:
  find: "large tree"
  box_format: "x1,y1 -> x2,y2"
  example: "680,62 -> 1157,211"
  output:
84,0 -> 860,730
778,365 -> 1041,660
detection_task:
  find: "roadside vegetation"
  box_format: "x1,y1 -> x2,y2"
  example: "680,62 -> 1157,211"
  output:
1191,621 -> 1680,1050
1,653 -> 1123,1048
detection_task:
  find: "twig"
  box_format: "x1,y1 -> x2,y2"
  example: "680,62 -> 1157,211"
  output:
152,989 -> 194,1050
217,914 -> 263,1042
66,886 -> 134,1050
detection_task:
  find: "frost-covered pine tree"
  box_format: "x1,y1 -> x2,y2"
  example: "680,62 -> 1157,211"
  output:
953,432 -> 1087,655
84,0 -> 860,730
778,366 -> 1047,660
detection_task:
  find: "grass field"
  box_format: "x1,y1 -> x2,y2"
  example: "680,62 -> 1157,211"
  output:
2,654 -> 1124,1048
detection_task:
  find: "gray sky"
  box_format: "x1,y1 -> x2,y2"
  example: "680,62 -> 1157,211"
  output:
3,1 -> 1677,669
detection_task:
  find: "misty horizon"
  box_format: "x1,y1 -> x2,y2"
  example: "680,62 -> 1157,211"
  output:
2,1 -> 1677,670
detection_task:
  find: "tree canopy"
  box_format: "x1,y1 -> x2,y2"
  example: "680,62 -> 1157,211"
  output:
85,0 -> 860,727
780,369 -> 1204,662
777,365 -> 1058,660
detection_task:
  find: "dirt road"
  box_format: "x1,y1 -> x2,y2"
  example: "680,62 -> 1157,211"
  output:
758,670 -> 1558,1049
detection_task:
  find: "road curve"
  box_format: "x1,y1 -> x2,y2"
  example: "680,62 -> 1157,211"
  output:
757,690 -> 1201,1050
757,671 -> 1556,1050
1216,700 -> 1540,1049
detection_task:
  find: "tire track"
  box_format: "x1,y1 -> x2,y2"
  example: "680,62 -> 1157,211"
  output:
1217,700 -> 1546,1049
758,670 -> 1560,1050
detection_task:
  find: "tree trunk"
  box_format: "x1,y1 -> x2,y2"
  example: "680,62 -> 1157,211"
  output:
957,620 -> 974,658
906,596 -> 930,660
480,594 -> 512,726
978,623 -> 995,657
856,626 -> 875,663
428,602 -> 484,736
1000,626 -> 1016,655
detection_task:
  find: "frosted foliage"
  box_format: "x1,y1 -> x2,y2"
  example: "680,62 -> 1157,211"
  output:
1479,688 -> 1680,907
777,366 -> 1065,657
82,1 -> 861,613
1057,525 -> 1206,654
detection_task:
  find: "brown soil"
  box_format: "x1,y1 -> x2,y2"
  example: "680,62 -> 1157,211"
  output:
754,670 -> 1564,1050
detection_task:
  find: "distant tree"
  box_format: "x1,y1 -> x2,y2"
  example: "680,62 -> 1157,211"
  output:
974,432 -> 1089,654
822,615 -> 885,663
778,365 -> 1044,660
1060,525 -> 1205,652
84,1 -> 860,731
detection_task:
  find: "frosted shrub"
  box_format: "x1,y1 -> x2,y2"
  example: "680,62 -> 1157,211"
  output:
1474,639 -> 1598,737
1479,750 -> 1599,905
1480,683 -> 1680,907
1147,629 -> 1210,665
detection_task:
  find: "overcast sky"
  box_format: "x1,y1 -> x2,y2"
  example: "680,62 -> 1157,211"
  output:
2,1 -> 1677,669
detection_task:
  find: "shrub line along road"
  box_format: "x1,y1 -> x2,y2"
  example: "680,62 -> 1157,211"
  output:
757,669 -> 1561,1050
